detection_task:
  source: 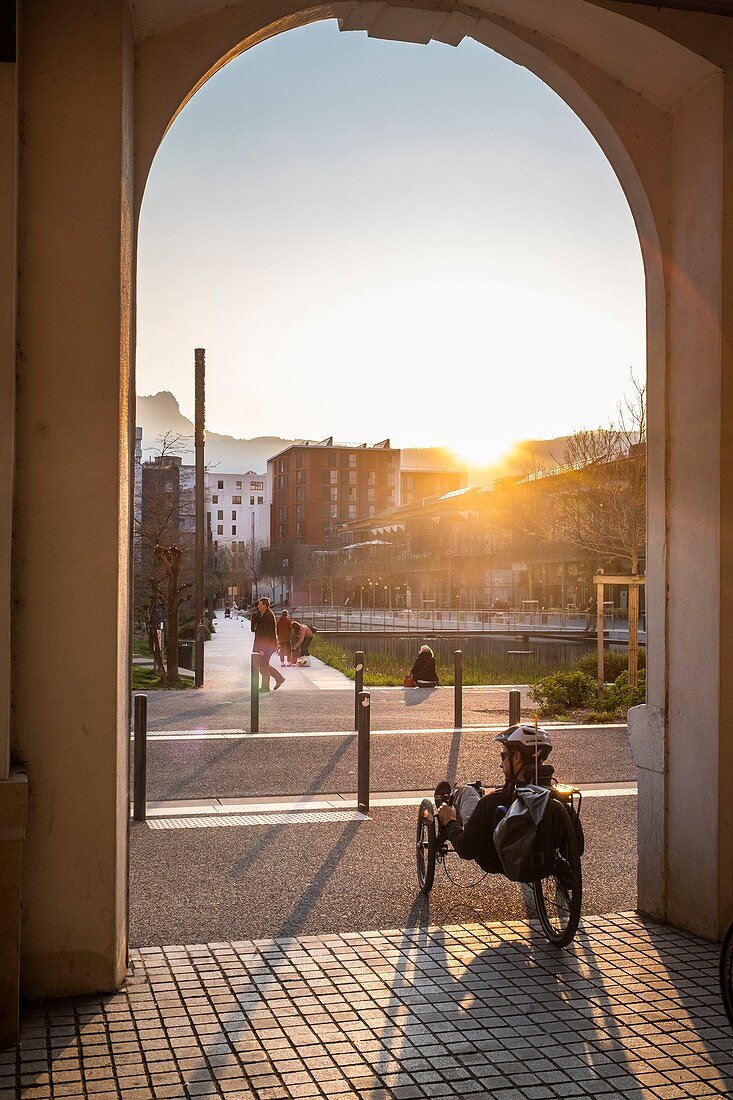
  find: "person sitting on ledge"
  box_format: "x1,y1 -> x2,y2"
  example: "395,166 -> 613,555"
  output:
434,723 -> 554,872
410,644 -> 439,687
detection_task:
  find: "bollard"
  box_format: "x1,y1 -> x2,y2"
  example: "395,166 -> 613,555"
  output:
133,694 -> 147,822
251,652 -> 260,734
509,688 -> 521,726
357,690 -> 371,815
454,650 -> 463,730
354,650 -> 364,731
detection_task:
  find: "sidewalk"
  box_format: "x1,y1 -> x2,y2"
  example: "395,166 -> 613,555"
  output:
10,913 -> 732,1099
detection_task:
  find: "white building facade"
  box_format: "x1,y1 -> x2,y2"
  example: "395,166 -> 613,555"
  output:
206,470 -> 269,557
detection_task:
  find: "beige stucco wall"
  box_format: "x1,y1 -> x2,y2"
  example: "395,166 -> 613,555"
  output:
13,0 -> 133,996
5,0 -> 733,1003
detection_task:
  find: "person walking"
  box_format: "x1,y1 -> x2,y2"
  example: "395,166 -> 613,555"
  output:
277,609 -> 294,667
250,597 -> 284,691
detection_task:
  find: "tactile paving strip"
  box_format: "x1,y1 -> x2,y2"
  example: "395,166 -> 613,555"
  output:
148,809 -> 368,829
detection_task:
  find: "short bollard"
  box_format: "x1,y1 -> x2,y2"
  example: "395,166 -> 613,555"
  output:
357,690 -> 371,815
509,688 -> 521,726
354,650 -> 364,731
251,652 -> 260,733
454,650 -> 463,729
133,693 -> 147,822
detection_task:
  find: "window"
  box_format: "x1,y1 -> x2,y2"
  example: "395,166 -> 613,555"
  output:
330,469 -> 338,484
217,524 -> 223,535
218,480 -> 224,490
367,488 -> 375,502
348,505 -> 356,519
236,481 -> 242,490
251,481 -> 264,491
232,525 -> 236,535
232,511 -> 236,520
368,506 -> 376,516
217,509 -> 223,520
296,470 -> 305,485
349,453 -> 357,467
250,496 -> 255,505
232,495 -> 242,505
278,524 -> 288,539
347,487 -> 356,501
368,471 -> 376,486
278,474 -> 288,490
348,471 -> 356,486
258,496 -> 263,504
296,521 -> 305,537
330,487 -> 338,502
211,494 -> 218,504
296,504 -> 306,520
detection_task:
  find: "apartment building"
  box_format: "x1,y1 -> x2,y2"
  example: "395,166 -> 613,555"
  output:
207,470 -> 269,555
400,466 -> 467,505
268,437 -> 399,546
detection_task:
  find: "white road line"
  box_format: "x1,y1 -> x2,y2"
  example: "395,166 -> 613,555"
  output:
139,723 -> 627,741
136,782 -> 637,823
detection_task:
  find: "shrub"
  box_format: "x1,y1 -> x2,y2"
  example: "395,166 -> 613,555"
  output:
179,618 -> 214,641
597,669 -> 646,718
575,648 -> 645,681
529,670 -> 597,717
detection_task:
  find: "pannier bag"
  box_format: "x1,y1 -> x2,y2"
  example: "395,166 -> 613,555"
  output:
493,784 -> 552,883
404,674 -> 416,687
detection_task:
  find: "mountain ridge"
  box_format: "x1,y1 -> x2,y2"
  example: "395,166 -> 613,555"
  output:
135,391 -> 572,482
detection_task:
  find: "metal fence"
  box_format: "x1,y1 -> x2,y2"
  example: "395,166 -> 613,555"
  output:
290,607 -> 646,635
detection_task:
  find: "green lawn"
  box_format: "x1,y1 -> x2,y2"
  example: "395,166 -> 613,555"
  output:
131,665 -> 193,691
310,637 -> 548,686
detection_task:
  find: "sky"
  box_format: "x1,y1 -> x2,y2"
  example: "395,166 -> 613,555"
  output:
136,20 -> 646,467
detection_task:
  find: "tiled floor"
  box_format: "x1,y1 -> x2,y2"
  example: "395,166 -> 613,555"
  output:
7,913 -> 733,1100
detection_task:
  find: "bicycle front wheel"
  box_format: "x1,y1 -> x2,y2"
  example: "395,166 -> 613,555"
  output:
532,799 -> 582,947
720,921 -> 733,1027
416,798 -> 437,895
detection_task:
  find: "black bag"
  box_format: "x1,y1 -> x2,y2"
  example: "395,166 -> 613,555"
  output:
493,785 -> 553,883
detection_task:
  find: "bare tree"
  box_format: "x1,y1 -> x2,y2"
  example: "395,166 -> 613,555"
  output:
133,432 -> 195,683
521,374 -> 646,574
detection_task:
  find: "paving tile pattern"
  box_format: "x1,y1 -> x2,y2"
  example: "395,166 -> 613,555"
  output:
7,913 -> 732,1100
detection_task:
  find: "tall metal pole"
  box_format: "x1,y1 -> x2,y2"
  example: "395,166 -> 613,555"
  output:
596,577 -> 605,696
628,579 -> 639,688
133,694 -> 147,822
354,650 -> 364,731
195,348 -> 205,688
357,690 -> 371,815
454,650 -> 463,729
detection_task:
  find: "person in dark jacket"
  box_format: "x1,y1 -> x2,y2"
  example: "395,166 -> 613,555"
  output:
434,724 -> 554,872
277,609 -> 294,667
250,597 -> 284,691
410,644 -> 439,687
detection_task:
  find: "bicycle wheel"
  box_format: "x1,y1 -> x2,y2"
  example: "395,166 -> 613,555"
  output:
532,799 -> 582,947
416,798 -> 437,895
720,921 -> 733,1027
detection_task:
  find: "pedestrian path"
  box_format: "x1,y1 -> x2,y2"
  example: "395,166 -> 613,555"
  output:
10,913 -> 732,1099
204,615 -> 351,692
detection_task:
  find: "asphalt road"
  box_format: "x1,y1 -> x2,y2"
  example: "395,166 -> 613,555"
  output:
130,796 -> 637,946
142,726 -> 634,801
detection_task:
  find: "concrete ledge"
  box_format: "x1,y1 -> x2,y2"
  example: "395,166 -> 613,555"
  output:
0,767 -> 28,1047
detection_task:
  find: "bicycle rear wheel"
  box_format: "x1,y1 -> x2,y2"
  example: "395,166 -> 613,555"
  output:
416,798 -> 437,895
532,799 -> 582,947
720,921 -> 733,1027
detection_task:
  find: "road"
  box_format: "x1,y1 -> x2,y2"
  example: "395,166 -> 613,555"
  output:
130,614 -> 637,948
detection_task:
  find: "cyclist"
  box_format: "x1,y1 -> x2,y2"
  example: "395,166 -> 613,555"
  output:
433,723 -> 554,873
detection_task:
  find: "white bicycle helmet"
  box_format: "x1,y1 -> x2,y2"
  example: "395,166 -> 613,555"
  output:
494,723 -> 553,756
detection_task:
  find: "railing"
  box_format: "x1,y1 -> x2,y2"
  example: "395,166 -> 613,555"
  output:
291,607 -> 646,636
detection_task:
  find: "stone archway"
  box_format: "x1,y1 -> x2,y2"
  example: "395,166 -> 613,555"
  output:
133,0 -> 722,936
9,0 -> 733,1001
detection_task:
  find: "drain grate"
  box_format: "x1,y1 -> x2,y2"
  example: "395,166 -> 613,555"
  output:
148,809 -> 369,830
